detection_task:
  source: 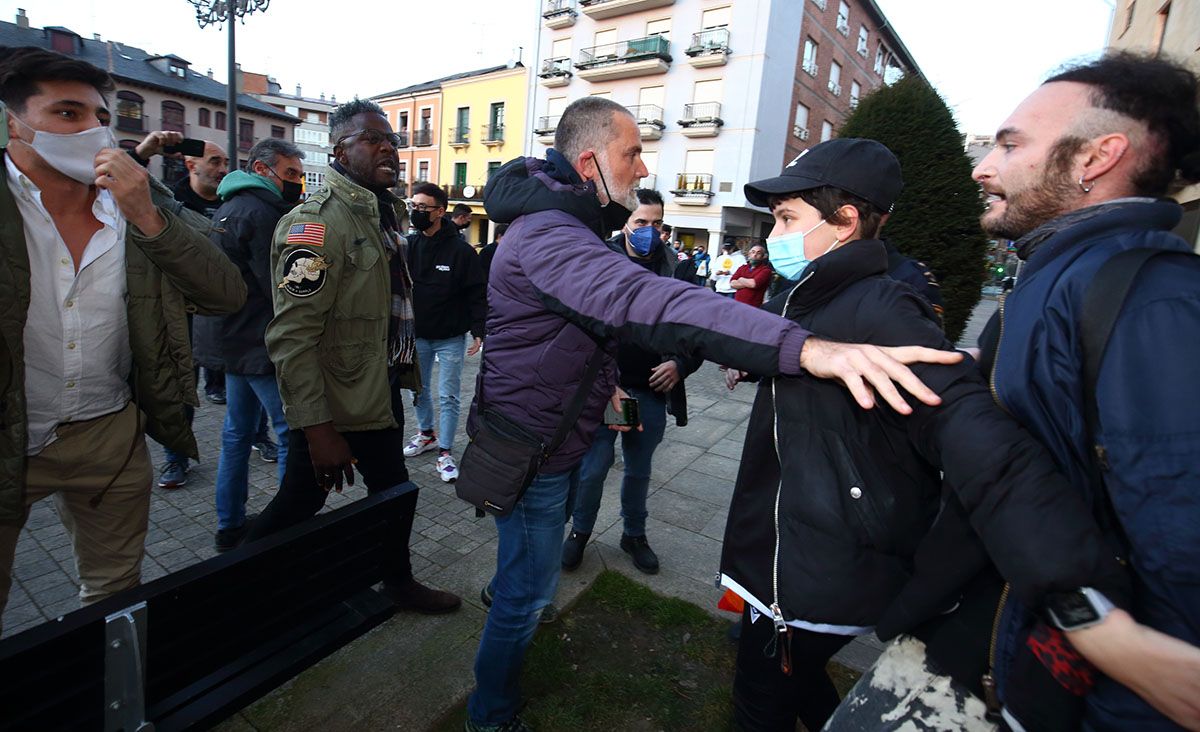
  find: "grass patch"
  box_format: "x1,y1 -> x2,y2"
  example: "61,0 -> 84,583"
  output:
434,570 -> 861,731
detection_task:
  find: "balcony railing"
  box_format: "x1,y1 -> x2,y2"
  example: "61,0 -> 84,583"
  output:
803,60 -> 819,77
445,184 -> 484,201
671,173 -> 714,194
836,19 -> 850,35
685,27 -> 730,56
679,102 -> 722,125
628,104 -> 665,128
395,130 -> 410,148
828,81 -> 842,96
449,126 -> 470,146
543,0 -> 577,18
539,56 -> 573,78
482,123 -> 505,144
578,35 -> 671,69
535,116 -> 560,134
793,125 -> 810,140
413,128 -> 433,147
116,115 -> 145,133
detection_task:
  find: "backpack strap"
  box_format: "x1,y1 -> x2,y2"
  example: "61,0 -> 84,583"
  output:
1079,247 -> 1185,550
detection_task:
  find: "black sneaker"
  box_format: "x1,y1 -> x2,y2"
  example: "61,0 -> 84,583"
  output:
480,583 -> 559,624
252,440 -> 279,463
620,533 -> 660,574
157,461 -> 190,489
214,513 -> 258,552
205,390 -> 226,405
561,530 -> 590,571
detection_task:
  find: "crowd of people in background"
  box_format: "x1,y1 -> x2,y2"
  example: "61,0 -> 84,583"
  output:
1,40 -> 1199,732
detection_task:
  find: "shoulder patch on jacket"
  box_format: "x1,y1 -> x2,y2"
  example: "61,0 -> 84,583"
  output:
278,247 -> 329,297
286,222 -> 326,247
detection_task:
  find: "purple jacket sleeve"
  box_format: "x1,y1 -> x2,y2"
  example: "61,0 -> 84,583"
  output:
522,218 -> 810,377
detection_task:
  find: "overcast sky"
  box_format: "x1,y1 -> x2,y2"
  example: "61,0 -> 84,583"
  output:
3,0 -> 1115,135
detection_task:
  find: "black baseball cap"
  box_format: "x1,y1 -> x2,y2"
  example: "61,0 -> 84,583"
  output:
744,138 -> 903,213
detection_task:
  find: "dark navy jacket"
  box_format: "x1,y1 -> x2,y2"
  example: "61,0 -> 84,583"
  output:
990,199 -> 1200,731
474,150 -> 810,472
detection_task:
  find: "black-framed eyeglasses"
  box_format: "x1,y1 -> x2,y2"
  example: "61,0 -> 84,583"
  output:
336,129 -> 402,148
406,201 -> 443,213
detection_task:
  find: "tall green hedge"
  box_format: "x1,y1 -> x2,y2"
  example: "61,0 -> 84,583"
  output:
838,75 -> 988,342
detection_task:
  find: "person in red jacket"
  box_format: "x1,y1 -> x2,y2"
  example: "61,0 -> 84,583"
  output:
731,244 -> 773,307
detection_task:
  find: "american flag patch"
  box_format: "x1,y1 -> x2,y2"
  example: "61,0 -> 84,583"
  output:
286,223 -> 326,246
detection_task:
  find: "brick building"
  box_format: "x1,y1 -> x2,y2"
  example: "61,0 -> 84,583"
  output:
785,0 -> 922,167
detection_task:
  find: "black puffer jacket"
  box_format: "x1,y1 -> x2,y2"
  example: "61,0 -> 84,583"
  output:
193,184 -> 293,375
719,239 -> 1122,630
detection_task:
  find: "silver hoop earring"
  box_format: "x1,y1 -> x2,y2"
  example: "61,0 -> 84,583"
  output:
1079,175 -> 1094,194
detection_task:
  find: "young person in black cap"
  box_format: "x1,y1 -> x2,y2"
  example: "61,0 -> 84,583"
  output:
718,139 -> 1130,731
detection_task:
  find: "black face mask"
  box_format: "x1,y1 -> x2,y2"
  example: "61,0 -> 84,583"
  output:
265,166 -> 303,203
410,209 -> 434,231
280,180 -> 303,204
592,155 -> 632,233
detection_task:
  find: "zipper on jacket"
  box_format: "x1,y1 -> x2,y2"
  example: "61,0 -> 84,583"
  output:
981,581 -> 1011,722
988,293 -> 1012,416
764,279 -> 809,676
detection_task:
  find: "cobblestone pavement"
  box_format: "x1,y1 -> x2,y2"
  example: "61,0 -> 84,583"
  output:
3,295 -> 999,644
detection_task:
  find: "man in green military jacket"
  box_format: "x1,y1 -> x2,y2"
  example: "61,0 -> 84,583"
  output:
244,99 -> 460,614
0,47 -> 246,625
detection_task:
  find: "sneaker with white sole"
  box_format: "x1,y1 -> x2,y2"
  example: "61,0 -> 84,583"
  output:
403,432 -> 439,457
437,453 -> 459,483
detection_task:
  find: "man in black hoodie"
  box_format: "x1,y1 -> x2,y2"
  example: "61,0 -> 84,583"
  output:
403,182 -> 486,483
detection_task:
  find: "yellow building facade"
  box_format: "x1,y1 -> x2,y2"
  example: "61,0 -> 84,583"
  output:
438,63 -> 528,245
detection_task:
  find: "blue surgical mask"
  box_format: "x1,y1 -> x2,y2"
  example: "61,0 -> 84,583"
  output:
625,224 -> 662,257
766,220 -> 838,281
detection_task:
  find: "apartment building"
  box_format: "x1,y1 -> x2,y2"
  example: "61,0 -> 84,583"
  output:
787,0 -> 921,166
0,10 -> 298,183
528,0 -> 919,254
243,73 -> 336,193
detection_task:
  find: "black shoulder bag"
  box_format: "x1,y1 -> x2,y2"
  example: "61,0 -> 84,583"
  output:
456,346 -> 604,516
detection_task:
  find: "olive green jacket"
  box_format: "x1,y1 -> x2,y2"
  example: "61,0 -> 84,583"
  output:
0,154 -> 247,525
267,166 -> 419,433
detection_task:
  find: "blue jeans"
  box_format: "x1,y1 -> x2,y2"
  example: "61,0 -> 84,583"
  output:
215,373 -> 289,530
468,466 -> 580,725
572,387 -> 667,537
414,335 -> 467,452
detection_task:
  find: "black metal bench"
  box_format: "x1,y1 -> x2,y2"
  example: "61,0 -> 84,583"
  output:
0,485 -> 411,731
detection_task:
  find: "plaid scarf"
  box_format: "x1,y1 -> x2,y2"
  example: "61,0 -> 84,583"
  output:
384,229 -> 417,367
330,161 -> 417,366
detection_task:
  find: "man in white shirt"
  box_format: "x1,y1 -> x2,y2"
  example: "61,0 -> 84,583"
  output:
710,240 -> 746,296
0,47 -> 246,625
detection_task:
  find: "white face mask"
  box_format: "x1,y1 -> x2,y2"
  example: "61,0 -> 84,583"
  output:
11,114 -> 115,185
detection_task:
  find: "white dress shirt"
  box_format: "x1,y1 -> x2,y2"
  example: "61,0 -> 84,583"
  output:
6,155 -> 132,455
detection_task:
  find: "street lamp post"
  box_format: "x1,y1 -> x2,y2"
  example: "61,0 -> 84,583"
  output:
189,0 -> 270,169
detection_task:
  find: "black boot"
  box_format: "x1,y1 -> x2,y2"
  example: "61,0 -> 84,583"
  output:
620,533 -> 659,574
561,530 -> 590,570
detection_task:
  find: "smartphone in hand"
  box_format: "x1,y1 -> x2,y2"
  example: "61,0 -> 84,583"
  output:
603,397 -> 640,427
164,138 -> 206,156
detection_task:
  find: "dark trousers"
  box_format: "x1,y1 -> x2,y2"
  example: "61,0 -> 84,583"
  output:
244,377 -> 416,585
733,607 -> 854,732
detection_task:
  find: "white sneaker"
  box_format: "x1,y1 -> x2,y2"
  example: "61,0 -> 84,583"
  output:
437,453 -> 459,483
403,432 -> 438,457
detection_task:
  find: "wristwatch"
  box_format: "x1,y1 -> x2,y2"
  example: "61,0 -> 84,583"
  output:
1045,587 -> 1115,631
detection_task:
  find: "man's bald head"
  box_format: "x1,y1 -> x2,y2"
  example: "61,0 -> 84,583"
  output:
186,142 -> 229,199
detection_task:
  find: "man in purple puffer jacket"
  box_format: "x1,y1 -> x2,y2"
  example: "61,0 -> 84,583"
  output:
462,96 -> 964,732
